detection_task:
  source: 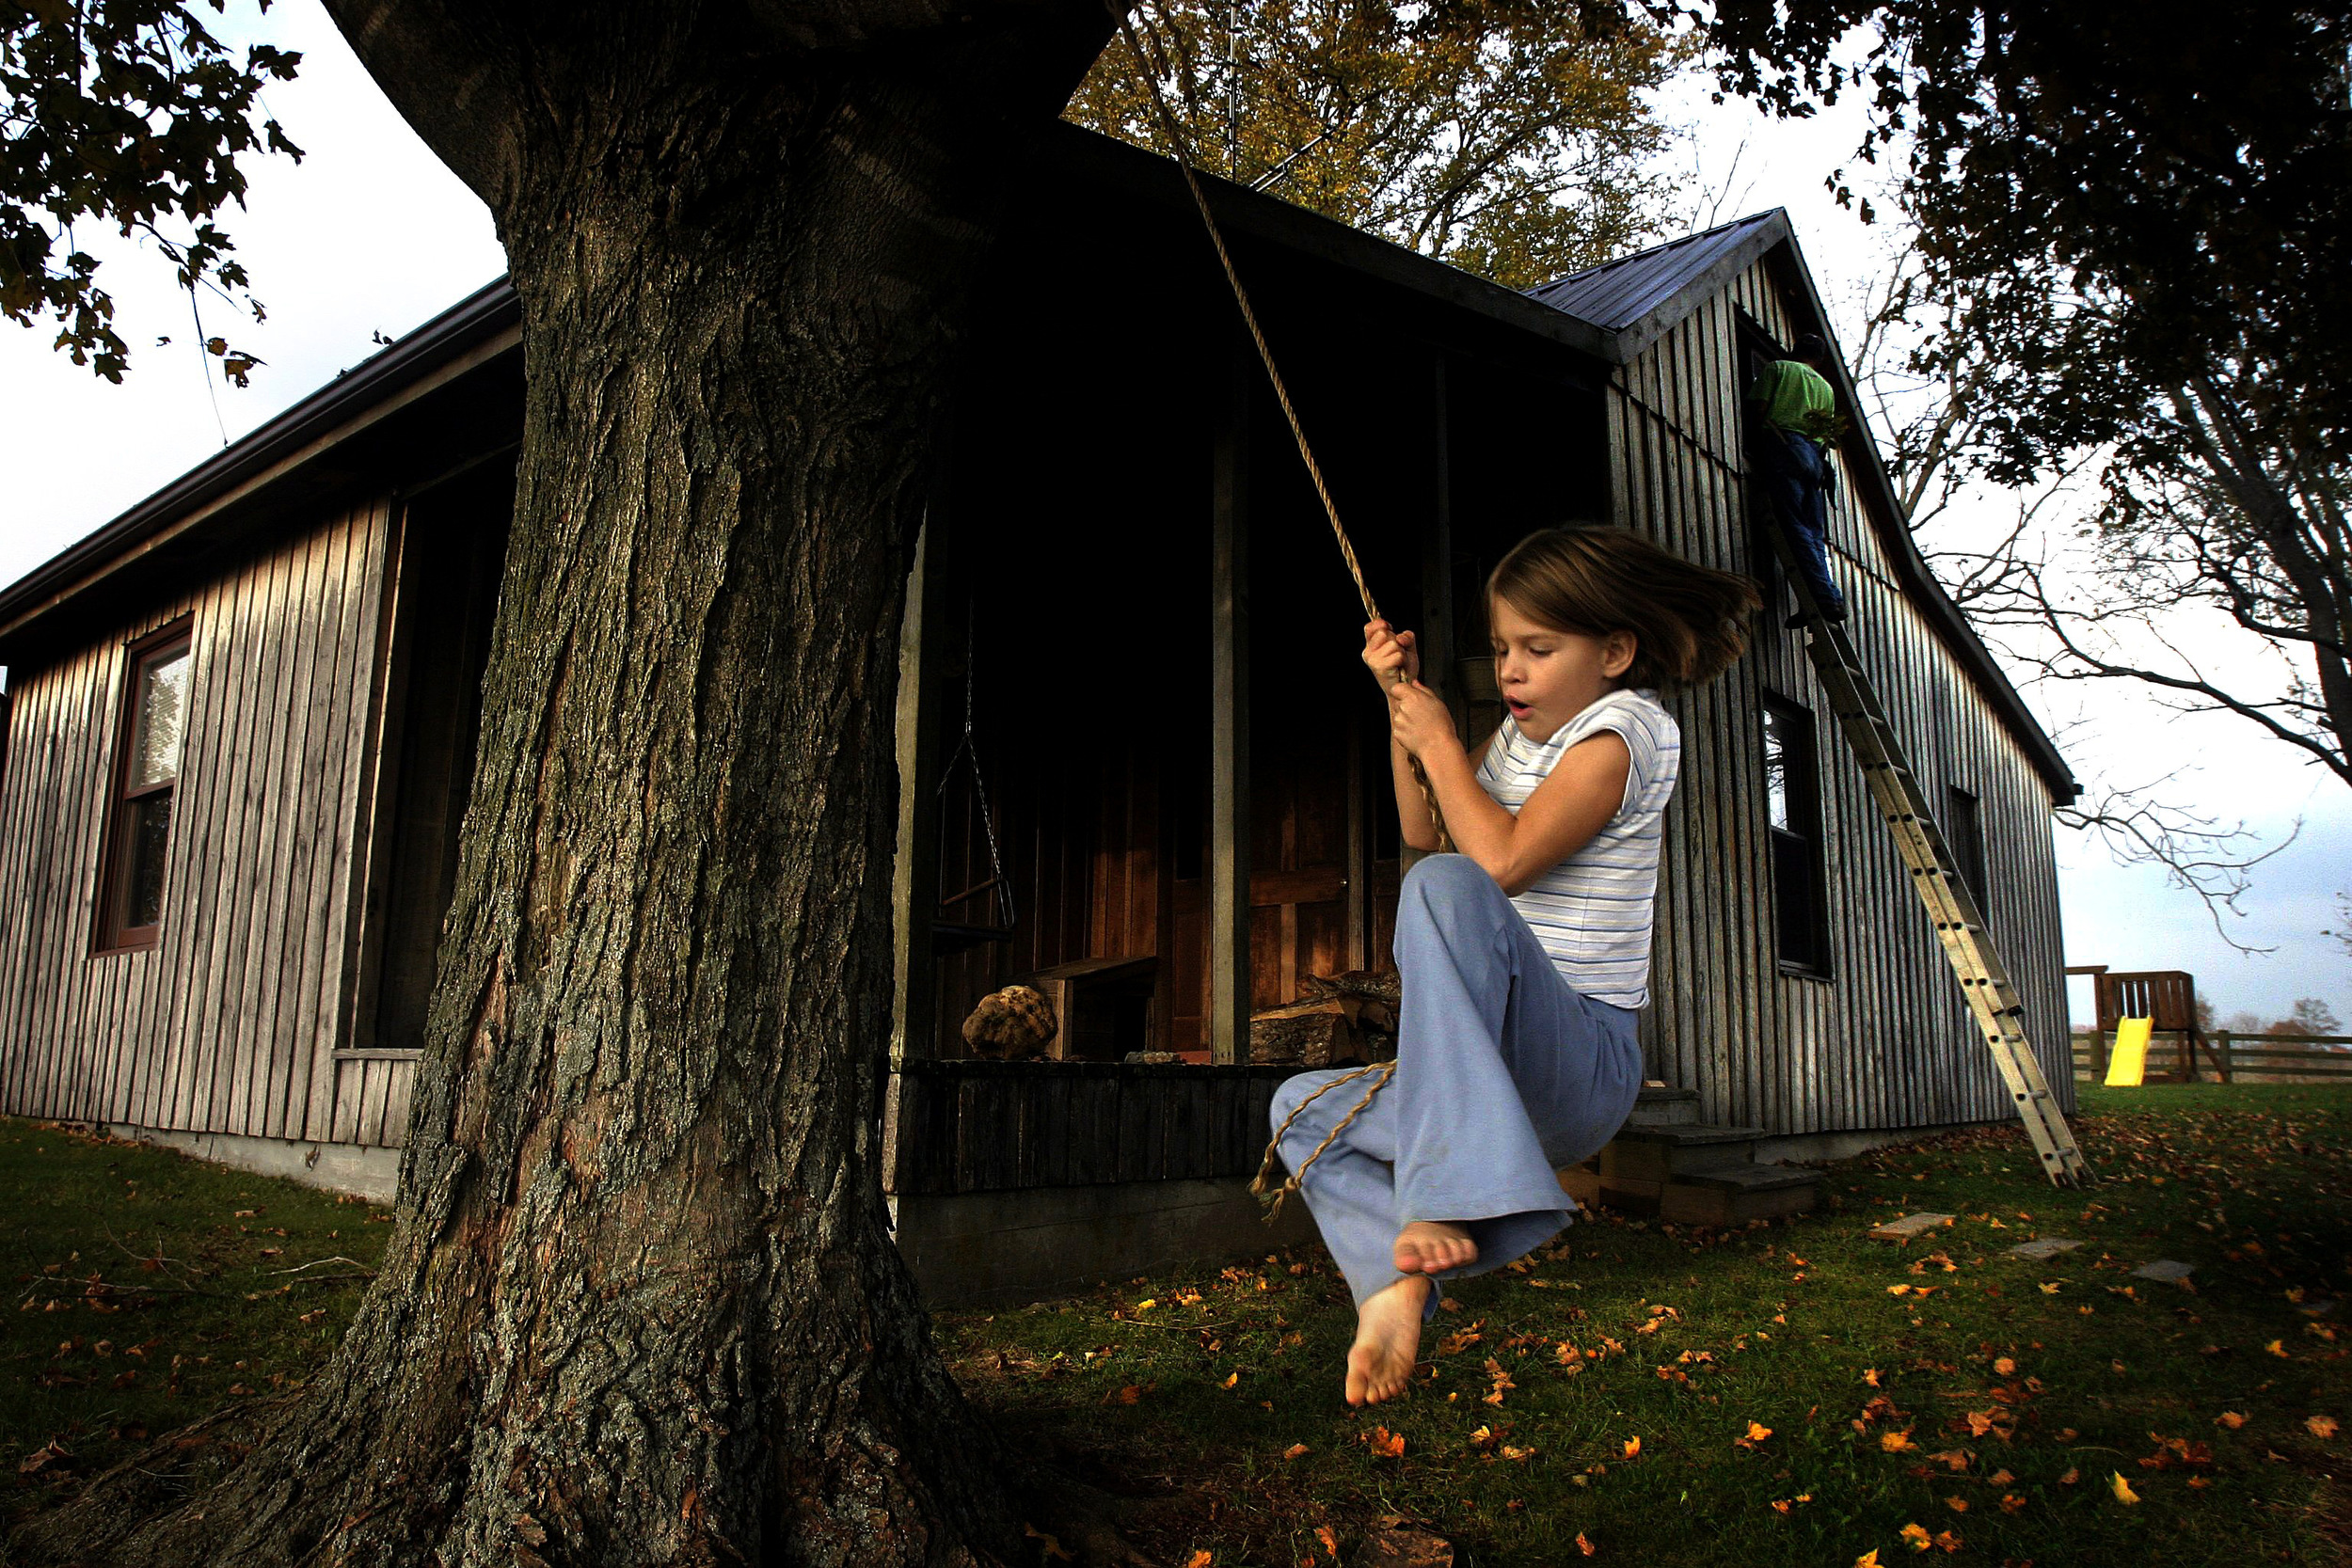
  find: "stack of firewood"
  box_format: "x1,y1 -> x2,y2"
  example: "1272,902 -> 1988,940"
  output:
1248,970 -> 1401,1068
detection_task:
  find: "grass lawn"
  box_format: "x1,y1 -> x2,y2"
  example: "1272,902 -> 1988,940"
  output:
6,1085 -> 2349,1565
0,1120 -> 390,1534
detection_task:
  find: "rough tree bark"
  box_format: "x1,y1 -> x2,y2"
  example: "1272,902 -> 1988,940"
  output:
13,3 -> 1110,1563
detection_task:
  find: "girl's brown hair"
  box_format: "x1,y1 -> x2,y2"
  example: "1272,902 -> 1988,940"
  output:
1486,526 -> 1760,690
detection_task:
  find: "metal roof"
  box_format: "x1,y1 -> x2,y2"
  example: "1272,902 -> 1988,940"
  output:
1526,211 -> 1788,359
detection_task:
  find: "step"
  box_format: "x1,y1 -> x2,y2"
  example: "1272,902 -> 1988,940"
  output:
1599,1123 -> 1769,1182
1625,1085 -> 1701,1127
1558,1158 -> 1821,1227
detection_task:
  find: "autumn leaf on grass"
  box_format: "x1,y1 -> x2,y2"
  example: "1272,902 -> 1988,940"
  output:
1993,1356 -> 2017,1376
1024,1524 -> 1075,1561
1854,1552 -> 1882,1568
2266,1339 -> 2288,1357
1943,1496 -> 1968,1513
1501,1445 -> 1535,1462
1282,1444 -> 1309,1460
1363,1427 -> 1405,1458
2308,1415 -> 2340,1438
1864,1368 -> 1882,1387
2111,1472 -> 2140,1504
1900,1522 -> 1932,1552
1999,1494 -> 2026,1513
1221,1372 -> 1239,1389
1622,1435 -> 1642,1460
2058,1467 -> 2081,1485
1881,1429 -> 1917,1453
1438,1327 -> 1482,1356
1931,1530 -> 1962,1554
1184,1552 -> 1213,1568
1317,1526 -> 1340,1558
1735,1421 -> 1772,1449
1575,1531 -> 1597,1557
2217,1412 -> 2249,1430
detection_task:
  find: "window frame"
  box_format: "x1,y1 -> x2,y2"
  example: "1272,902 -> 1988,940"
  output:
94,620 -> 194,955
1760,691 -> 1834,980
1945,784 -> 1988,914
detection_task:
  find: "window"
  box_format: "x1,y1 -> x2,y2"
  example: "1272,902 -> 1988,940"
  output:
1945,785 -> 1987,912
98,626 -> 191,951
1762,696 -> 1831,976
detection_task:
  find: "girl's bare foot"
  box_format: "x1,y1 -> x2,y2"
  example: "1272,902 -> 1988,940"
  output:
1347,1275 -> 1430,1406
1394,1219 -> 1477,1275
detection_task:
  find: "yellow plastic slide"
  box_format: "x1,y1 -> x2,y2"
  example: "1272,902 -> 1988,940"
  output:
2104,1016 -> 2154,1087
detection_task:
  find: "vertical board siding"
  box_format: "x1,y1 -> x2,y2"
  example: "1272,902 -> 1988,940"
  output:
0,502 -> 406,1147
1608,261 -> 2071,1136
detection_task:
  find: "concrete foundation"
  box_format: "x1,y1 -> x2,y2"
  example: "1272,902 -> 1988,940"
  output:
1750,1118 -> 2010,1167
93,1122 -> 404,1204
892,1177 -> 1319,1309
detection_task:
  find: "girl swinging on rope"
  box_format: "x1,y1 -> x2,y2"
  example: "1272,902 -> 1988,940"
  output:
1264,525 -> 1758,1406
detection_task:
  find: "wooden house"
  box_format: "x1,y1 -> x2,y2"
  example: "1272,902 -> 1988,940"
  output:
0,122 -> 2076,1303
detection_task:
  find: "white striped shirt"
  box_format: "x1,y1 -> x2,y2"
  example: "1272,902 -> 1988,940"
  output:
1473,687 -> 1679,1008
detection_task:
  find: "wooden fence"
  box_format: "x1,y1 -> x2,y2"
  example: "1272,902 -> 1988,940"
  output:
2072,1031 -> 2352,1084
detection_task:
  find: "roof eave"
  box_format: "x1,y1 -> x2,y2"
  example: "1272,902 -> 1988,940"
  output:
0,279 -> 522,659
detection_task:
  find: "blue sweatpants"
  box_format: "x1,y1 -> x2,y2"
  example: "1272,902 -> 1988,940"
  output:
1753,426 -> 1847,615
1269,854 -> 1644,1319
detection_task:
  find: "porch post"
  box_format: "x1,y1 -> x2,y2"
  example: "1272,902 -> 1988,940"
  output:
891,510 -> 951,1068
1210,348 -> 1252,1065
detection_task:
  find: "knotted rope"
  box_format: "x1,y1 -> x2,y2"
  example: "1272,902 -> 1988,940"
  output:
1108,6 -> 1446,1219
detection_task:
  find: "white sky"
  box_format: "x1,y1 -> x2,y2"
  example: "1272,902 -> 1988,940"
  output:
2,6 -> 2344,1026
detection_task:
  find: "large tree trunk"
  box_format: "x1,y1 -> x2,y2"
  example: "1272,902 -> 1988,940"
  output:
14,6 -> 1109,1564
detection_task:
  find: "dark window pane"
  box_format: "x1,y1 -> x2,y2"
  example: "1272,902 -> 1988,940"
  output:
1946,786 -> 1986,910
1771,831 -> 1815,967
131,647 -> 190,789
124,790 -> 173,928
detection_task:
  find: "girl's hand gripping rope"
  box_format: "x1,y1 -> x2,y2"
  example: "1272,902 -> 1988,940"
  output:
1365,618 -> 1450,755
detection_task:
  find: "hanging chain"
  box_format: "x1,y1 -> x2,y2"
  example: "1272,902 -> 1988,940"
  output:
936,616 -> 1015,930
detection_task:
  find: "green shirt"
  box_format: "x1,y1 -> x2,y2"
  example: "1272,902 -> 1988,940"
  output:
1748,359 -> 1838,445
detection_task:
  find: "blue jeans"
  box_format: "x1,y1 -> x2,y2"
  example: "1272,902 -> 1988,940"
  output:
1269,855 -> 1643,1319
1754,427 -> 1846,615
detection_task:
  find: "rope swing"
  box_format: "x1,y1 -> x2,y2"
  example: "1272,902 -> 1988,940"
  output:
1106,7 -> 1441,1220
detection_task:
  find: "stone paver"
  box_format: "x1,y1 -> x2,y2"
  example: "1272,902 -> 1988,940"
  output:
1869,1212 -> 1956,1242
2009,1237 -> 2083,1260
2131,1259 -> 2196,1284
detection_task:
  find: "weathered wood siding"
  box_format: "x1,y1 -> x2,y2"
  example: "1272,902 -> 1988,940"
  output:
0,501 -> 417,1148
1606,261 -> 2071,1136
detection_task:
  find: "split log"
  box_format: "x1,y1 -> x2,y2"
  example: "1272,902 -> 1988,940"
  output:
1249,999 -> 1361,1068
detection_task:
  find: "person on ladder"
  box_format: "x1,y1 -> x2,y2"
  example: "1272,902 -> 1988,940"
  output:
1747,332 -> 1849,627
1264,527 -> 1759,1406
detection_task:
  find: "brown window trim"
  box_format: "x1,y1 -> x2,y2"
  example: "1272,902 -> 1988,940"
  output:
94,619 -> 194,956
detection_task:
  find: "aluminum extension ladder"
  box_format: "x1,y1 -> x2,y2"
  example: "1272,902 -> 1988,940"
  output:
1766,527 -> 2094,1187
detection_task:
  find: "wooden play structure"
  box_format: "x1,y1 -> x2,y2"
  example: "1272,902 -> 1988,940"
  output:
2066,965 -> 2225,1083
